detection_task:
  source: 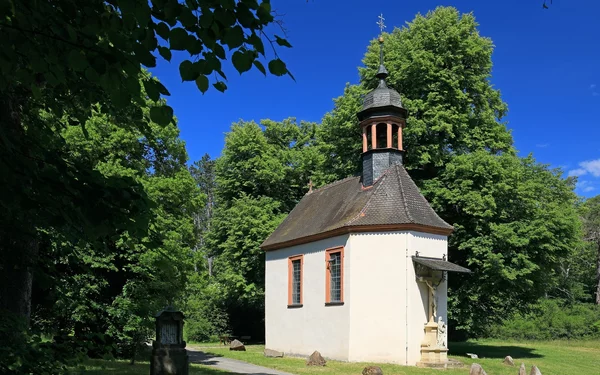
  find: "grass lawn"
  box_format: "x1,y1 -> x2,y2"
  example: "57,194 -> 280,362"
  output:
69,359 -> 231,375
190,339 -> 600,375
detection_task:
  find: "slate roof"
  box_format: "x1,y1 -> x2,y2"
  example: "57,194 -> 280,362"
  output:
412,256 -> 471,273
361,81 -> 404,112
261,164 -> 453,250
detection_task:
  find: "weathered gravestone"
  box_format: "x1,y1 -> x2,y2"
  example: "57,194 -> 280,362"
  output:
530,365 -> 542,375
306,350 -> 326,366
519,363 -> 526,375
469,363 -> 487,375
150,307 -> 189,375
230,339 -> 246,351
264,349 -> 284,357
503,356 -> 515,366
362,365 -> 383,375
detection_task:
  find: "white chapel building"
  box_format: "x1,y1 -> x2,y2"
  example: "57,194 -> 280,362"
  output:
261,36 -> 470,367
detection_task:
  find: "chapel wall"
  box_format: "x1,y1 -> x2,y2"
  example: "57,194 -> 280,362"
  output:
264,234 -> 351,360
347,231 -> 409,364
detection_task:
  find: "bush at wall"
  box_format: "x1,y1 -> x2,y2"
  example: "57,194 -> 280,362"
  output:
489,299 -> 600,340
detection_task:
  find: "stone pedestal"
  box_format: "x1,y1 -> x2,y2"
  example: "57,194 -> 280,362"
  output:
151,344 -> 189,375
150,308 -> 189,375
416,318 -> 454,368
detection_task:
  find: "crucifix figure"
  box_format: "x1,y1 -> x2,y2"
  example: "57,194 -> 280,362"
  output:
424,279 -> 437,322
376,13 -> 386,34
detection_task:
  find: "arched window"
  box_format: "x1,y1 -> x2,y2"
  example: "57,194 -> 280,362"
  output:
375,123 -> 387,149
392,124 -> 399,149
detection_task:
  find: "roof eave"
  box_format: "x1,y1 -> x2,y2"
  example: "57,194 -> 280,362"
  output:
261,223 -> 453,251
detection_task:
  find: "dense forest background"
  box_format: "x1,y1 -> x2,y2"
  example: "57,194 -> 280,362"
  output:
1,3 -> 599,374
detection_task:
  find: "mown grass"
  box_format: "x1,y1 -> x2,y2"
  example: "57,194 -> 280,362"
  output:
69,359 -> 232,375
69,340 -> 600,374
190,340 -> 600,375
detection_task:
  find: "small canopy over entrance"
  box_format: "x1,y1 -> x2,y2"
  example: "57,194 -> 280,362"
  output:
412,255 -> 471,274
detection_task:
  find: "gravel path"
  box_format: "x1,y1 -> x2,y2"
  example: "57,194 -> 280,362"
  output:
187,348 -> 293,375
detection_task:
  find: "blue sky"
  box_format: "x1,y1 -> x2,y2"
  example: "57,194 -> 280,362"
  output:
152,0 -> 600,197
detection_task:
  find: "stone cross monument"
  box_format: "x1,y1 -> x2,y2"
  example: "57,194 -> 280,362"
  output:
150,307 -> 189,375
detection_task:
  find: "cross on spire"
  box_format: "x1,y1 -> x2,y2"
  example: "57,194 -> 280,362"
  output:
375,13 -> 388,85
377,13 -> 386,34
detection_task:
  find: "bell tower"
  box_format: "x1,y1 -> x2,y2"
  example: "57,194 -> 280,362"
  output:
357,14 -> 408,187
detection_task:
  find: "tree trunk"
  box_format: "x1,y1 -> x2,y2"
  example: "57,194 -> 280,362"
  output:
0,230 -> 39,325
0,94 -> 39,326
130,337 -> 137,365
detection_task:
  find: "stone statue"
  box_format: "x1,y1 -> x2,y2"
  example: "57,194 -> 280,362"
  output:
437,316 -> 447,348
424,280 -> 438,320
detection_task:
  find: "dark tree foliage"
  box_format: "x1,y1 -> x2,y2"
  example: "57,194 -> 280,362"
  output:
581,195 -> 600,305
0,0 -> 292,331
191,118 -> 319,340
316,7 -> 582,337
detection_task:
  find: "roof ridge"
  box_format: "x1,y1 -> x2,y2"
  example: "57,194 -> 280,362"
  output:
345,172 -> 388,226
309,176 -> 358,194
396,164 -> 415,224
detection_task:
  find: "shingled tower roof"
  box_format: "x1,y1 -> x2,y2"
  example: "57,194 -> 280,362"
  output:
261,164 -> 452,250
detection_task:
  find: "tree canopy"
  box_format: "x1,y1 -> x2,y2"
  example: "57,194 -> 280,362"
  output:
315,6 -> 584,336
581,195 -> 600,304
0,0 -> 293,332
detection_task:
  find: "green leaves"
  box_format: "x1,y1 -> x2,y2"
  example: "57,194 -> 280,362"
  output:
155,22 -> 170,40
143,78 -> 170,102
213,81 -> 227,92
195,75 -> 209,93
268,58 -> 287,76
248,33 -> 264,55
232,50 -> 252,74
68,50 -> 88,72
150,105 -> 174,125
158,46 -> 172,61
253,60 -> 266,75
223,25 -> 245,50
274,35 -> 292,48
169,27 -> 189,50
179,60 -> 198,81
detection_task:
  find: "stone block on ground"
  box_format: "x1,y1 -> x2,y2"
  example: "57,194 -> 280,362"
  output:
530,365 -> 542,375
503,355 -> 515,366
466,352 -> 478,359
519,363 -> 526,375
264,348 -> 284,358
362,366 -> 383,375
306,350 -> 326,366
229,339 -> 246,351
469,363 -> 487,375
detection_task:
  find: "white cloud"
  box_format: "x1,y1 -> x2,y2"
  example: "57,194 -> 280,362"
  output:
568,159 -> 600,178
575,180 -> 595,193
580,159 -> 600,177
568,168 -> 588,177
536,143 -> 549,148
591,84 -> 597,89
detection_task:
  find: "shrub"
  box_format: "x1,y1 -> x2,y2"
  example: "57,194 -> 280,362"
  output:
0,311 -> 84,375
489,299 -> 600,340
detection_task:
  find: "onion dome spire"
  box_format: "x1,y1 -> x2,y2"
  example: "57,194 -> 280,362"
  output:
376,14 -> 389,87
357,14 -> 407,119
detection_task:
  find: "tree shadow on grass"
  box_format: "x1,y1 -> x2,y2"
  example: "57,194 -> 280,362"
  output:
188,350 -> 288,375
449,342 -> 543,359
188,350 -> 225,366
